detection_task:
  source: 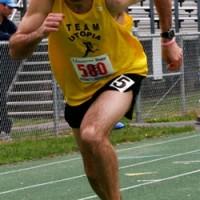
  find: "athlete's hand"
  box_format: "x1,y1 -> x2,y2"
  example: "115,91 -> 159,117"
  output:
162,42 -> 183,71
39,13 -> 64,38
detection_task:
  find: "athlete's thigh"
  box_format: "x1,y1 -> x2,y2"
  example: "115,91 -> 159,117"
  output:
80,90 -> 133,133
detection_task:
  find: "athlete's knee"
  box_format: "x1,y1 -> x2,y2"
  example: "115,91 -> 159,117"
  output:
79,125 -> 104,149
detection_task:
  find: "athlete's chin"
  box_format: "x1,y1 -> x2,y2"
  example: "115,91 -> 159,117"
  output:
68,0 -> 83,2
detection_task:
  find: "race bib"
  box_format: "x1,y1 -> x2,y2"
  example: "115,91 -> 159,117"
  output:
71,54 -> 114,82
110,75 -> 135,92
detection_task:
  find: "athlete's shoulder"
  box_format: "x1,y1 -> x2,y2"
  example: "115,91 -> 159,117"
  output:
105,0 -> 140,15
27,0 -> 54,15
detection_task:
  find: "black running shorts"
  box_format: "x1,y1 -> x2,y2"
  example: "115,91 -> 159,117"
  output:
64,74 -> 145,128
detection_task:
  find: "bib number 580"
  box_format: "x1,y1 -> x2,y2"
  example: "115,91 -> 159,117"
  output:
78,63 -> 108,77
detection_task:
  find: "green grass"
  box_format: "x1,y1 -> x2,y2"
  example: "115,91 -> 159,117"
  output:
0,125 -> 195,165
146,112 -> 197,123
1,90 -> 198,165
12,118 -> 55,127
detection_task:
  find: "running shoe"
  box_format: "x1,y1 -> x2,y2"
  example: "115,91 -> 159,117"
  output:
114,122 -> 125,129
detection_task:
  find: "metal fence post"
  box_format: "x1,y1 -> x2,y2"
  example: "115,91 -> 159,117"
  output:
197,0 -> 200,32
52,77 -> 59,135
21,0 -> 27,18
174,0 -> 180,33
149,0 -> 155,34
135,92 -> 142,123
179,35 -> 186,114
197,0 -> 200,69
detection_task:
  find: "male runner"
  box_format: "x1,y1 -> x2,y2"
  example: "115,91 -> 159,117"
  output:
9,0 -> 182,199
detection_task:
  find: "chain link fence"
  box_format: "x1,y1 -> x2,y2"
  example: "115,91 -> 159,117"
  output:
137,32 -> 200,122
0,32 -> 200,140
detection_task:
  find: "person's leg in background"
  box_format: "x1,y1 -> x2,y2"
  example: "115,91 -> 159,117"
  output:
1,45 -> 20,138
0,72 -> 12,137
197,115 -> 200,123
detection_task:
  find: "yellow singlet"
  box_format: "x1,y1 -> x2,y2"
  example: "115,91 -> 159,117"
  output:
48,0 -> 148,106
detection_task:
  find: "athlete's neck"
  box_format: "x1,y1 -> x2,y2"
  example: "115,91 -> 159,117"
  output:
64,0 -> 93,14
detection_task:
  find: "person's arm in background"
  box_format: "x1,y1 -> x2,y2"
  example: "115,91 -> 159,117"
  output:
0,19 -> 17,40
9,0 -> 64,60
0,31 -> 10,40
154,0 -> 182,71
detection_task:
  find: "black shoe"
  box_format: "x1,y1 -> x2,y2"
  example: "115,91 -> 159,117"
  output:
1,118 -> 12,134
196,116 -> 200,123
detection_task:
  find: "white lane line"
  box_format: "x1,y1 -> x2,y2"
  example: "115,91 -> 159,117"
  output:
173,160 -> 200,164
121,168 -> 200,191
119,149 -> 200,170
0,175 -> 86,195
137,179 -> 158,183
0,134 -> 200,196
1,149 -> 199,196
1,133 -> 199,176
118,155 -> 168,160
116,133 -> 200,153
77,168 -> 200,200
0,157 -> 81,176
125,172 -> 156,176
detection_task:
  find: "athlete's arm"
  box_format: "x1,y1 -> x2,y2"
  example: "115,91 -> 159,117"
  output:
107,0 -> 182,71
9,0 -> 64,60
153,0 -> 172,32
153,0 -> 182,71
